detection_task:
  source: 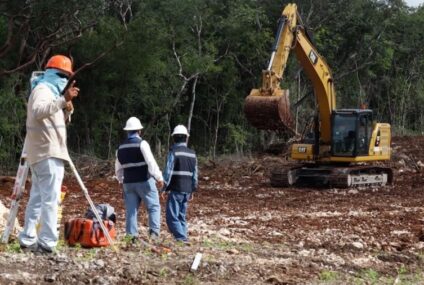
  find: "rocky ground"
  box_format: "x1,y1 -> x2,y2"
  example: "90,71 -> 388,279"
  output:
0,136 -> 424,284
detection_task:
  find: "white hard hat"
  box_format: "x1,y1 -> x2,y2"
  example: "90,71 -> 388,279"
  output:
172,125 -> 189,136
123,117 -> 143,131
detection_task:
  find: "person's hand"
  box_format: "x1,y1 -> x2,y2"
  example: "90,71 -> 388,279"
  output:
189,193 -> 194,201
160,191 -> 167,201
64,81 -> 80,102
156,180 -> 164,190
65,101 -> 74,112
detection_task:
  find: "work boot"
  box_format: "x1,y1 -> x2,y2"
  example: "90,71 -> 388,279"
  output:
131,236 -> 139,244
176,239 -> 191,247
20,243 -> 38,253
148,230 -> 160,242
32,244 -> 54,256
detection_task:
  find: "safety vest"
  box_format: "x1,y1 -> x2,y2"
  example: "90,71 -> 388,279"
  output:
167,145 -> 196,193
117,137 -> 149,183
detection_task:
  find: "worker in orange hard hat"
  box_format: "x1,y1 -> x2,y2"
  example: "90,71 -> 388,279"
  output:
19,54 -> 80,255
46,55 -> 74,75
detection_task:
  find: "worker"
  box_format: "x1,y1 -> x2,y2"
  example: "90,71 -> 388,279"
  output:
161,125 -> 198,244
344,130 -> 356,153
115,117 -> 164,242
19,55 -> 79,254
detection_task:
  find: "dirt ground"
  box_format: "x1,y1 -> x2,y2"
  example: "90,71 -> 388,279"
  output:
0,136 -> 424,284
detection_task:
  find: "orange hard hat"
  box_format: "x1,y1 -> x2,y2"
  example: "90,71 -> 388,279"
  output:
45,55 -> 73,75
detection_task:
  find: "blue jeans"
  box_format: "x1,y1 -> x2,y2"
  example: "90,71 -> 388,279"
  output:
123,178 -> 160,237
19,158 -> 64,250
166,191 -> 191,241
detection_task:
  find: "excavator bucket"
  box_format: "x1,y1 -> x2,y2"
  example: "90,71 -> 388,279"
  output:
244,88 -> 295,133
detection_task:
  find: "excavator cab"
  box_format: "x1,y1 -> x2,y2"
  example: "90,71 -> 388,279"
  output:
331,110 -> 373,157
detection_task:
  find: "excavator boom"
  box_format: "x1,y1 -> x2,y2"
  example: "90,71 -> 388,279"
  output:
293,26 -> 336,143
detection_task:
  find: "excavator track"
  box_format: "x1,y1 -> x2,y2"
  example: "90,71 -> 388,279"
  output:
328,166 -> 393,188
271,169 -> 296,187
270,164 -> 303,187
270,164 -> 393,188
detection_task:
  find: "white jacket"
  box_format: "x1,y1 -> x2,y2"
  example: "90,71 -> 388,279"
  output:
24,84 -> 70,165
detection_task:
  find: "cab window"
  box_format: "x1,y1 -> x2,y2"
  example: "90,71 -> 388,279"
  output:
357,113 -> 372,155
332,114 -> 356,156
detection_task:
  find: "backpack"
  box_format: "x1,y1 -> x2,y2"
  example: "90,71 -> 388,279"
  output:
84,203 -> 116,223
64,204 -> 116,247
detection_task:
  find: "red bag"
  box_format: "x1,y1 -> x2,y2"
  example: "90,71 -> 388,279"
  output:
64,218 -> 116,247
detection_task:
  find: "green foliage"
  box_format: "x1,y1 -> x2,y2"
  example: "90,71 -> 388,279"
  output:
81,248 -> 97,261
360,268 -> 379,284
182,273 -> 199,285
223,123 -> 248,154
6,241 -> 21,253
74,243 -> 82,251
318,270 -> 339,282
202,237 -> 253,252
0,76 -> 26,170
1,0 -> 424,166
56,239 -> 66,251
398,264 -> 408,275
122,235 -> 134,245
158,267 -> 169,278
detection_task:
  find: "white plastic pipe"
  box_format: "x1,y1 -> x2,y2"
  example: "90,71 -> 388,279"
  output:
190,253 -> 203,272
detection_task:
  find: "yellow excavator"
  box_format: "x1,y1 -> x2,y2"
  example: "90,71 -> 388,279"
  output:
244,3 -> 392,187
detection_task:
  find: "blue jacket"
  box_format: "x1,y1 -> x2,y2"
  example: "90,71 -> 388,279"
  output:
163,143 -> 198,193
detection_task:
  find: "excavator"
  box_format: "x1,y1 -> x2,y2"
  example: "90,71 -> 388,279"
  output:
244,3 -> 392,188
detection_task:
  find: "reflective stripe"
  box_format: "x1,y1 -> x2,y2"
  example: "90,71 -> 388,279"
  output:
174,151 -> 196,158
172,171 -> 193,176
122,162 -> 147,168
119,143 -> 140,149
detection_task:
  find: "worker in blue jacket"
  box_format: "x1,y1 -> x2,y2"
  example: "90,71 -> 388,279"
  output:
161,125 -> 198,243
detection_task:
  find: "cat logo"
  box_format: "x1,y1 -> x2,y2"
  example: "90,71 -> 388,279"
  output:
298,146 -> 307,153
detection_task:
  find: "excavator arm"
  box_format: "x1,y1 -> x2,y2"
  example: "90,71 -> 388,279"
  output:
244,3 -> 335,143
262,4 -> 297,94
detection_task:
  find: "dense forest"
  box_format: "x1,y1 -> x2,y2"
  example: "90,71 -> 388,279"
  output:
0,0 -> 423,170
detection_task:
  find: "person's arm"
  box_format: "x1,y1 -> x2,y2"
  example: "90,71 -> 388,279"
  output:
114,152 -> 124,184
192,157 -> 198,192
31,87 -> 67,120
140,141 -> 163,183
162,151 -> 175,190
64,102 -> 74,124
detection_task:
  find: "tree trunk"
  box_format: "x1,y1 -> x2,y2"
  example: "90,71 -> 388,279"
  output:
187,75 -> 199,136
165,114 -> 171,152
155,136 -> 162,159
212,103 -> 220,159
106,102 -> 117,160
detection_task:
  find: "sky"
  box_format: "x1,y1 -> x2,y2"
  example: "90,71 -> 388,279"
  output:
405,0 -> 424,7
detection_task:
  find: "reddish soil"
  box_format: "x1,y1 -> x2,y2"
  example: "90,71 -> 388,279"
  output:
0,136 -> 423,284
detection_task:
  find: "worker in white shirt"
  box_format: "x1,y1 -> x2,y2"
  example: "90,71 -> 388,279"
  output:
115,117 -> 164,241
19,55 -> 79,254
